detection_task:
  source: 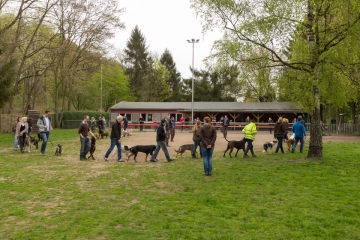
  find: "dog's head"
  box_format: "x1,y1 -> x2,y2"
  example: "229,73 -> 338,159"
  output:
124,145 -> 132,151
57,144 -> 63,148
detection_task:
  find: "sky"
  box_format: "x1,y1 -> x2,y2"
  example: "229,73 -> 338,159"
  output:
112,0 -> 222,79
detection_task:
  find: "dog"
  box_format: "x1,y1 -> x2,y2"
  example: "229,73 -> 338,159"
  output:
93,133 -> 100,139
111,145 -> 132,159
29,136 -> 38,150
122,129 -> 133,137
100,132 -> 109,139
88,137 -> 96,160
127,145 -> 156,162
23,135 -> 32,153
223,137 -> 246,158
262,141 -> 276,153
285,137 -> 302,152
37,132 -> 43,141
174,144 -> 195,158
55,144 -> 63,156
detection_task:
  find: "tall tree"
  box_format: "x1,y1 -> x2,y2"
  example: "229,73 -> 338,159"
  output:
160,49 -> 183,102
191,0 -> 360,158
123,25 -> 151,101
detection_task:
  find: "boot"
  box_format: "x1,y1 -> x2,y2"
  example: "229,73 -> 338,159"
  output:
243,149 -> 250,158
250,148 -> 257,157
192,153 -> 197,159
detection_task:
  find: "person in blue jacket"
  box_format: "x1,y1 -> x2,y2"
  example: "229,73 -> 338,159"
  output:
291,116 -> 306,153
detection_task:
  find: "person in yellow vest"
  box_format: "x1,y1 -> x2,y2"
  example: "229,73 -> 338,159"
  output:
242,119 -> 258,158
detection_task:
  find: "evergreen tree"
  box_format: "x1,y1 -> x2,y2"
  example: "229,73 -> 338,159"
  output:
123,25 -> 151,101
160,49 -> 183,102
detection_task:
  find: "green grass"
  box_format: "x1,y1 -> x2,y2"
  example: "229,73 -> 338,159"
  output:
1,130 -> 360,239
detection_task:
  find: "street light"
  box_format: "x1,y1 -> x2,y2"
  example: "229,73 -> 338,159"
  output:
187,38 -> 200,123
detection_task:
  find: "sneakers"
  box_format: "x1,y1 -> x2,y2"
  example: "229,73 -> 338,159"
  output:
40,152 -> 45,156
80,157 -> 87,161
167,158 -> 174,162
150,159 -> 157,162
118,159 -> 124,162
104,156 -> 108,161
291,148 -> 295,153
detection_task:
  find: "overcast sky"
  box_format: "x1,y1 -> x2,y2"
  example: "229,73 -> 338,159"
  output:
112,0 -> 221,79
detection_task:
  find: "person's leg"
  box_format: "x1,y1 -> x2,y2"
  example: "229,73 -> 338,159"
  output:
243,139 -> 250,157
14,134 -> 19,149
201,146 -> 208,174
278,137 -> 284,153
300,137 -> 304,153
166,131 -> 170,146
19,135 -> 25,152
172,129 -> 175,141
104,138 -> 117,159
159,141 -> 172,161
83,138 -> 91,157
292,138 -> 299,152
170,129 -> 174,141
150,142 -> 161,161
116,141 -> 122,160
40,132 -> 48,154
192,140 -> 199,155
208,146 -> 214,174
80,137 -> 87,159
275,137 -> 280,153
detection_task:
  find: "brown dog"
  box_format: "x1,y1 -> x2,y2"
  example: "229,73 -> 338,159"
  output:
174,144 -> 195,158
286,139 -> 302,152
93,133 -> 100,139
88,137 -> 96,160
223,137 -> 246,158
55,144 -> 63,155
100,132 -> 109,139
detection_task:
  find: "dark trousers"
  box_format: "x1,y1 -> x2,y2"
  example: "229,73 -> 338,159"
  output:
40,132 -> 50,154
170,128 -> 175,141
223,125 -> 228,137
19,134 -> 27,151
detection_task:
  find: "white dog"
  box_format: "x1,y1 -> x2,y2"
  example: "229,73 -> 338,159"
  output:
122,128 -> 133,137
111,145 -> 132,158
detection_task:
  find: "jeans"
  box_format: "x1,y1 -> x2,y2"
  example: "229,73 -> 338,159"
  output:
275,136 -> 284,153
150,141 -> 171,161
245,139 -> 253,151
14,134 -> 19,149
201,146 -> 214,174
40,132 -> 50,154
104,138 -> 122,160
80,137 -> 91,159
293,137 -> 304,153
192,140 -> 201,155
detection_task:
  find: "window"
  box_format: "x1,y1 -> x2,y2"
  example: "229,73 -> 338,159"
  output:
147,114 -> 153,121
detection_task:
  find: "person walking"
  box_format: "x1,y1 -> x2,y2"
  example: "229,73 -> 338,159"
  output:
123,116 -> 128,130
104,115 -> 124,162
192,120 -> 202,158
169,116 -> 175,142
222,115 -> 230,138
283,118 -> 289,141
292,116 -> 307,153
37,110 -> 52,156
274,117 -> 286,154
164,116 -> 171,147
149,119 -> 174,162
199,117 -> 217,176
268,117 -> 274,134
78,115 -> 95,160
15,117 -> 29,153
139,116 -> 144,131
12,117 -> 21,151
242,119 -> 258,158
180,115 -> 185,132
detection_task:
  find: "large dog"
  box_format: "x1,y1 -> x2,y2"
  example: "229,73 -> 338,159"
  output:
223,137 -> 246,158
29,136 -> 38,150
23,135 -> 32,153
111,145 -> 132,159
127,145 -> 156,162
88,137 -> 96,160
174,144 -> 195,158
262,141 -> 276,153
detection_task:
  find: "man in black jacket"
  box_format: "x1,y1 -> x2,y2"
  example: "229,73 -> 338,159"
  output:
149,119 -> 174,162
78,115 -> 95,160
104,115 -> 123,162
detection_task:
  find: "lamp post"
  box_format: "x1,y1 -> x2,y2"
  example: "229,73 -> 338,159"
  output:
100,62 -> 103,114
187,38 -> 199,123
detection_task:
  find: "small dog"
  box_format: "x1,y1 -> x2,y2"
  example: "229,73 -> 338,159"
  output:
174,144 -> 195,158
122,129 -> 133,137
23,135 -> 32,153
100,132 -> 109,139
111,145 -> 132,159
223,137 -> 246,158
37,133 -> 43,141
262,141 -> 276,153
127,145 -> 156,162
30,136 -> 38,150
88,137 -> 96,160
55,144 -> 63,155
93,133 -> 100,139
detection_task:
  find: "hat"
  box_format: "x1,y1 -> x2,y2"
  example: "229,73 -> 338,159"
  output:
161,119 -> 166,124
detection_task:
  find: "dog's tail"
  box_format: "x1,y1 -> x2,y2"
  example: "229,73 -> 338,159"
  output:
224,137 -> 231,143
174,147 -> 181,153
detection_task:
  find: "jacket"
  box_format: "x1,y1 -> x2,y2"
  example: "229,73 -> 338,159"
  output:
192,127 -> 201,141
37,116 -> 52,133
242,122 -> 258,141
199,125 -> 217,147
78,122 -> 90,137
15,122 -> 29,138
292,121 -> 306,138
156,124 -> 167,141
274,122 -> 286,138
110,120 -> 122,140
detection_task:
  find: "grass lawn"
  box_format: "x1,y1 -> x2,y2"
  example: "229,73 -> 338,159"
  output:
0,130 -> 360,239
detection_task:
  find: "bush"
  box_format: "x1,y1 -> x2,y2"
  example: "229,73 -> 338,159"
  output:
61,111 -> 109,129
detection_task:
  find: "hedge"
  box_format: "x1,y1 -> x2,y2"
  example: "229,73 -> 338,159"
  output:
61,111 -> 109,129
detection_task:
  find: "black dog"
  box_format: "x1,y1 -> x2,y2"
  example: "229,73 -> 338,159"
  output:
37,133 -> 43,141
127,145 -> 156,162
263,141 -> 276,153
100,132 -> 109,139
55,144 -> 63,156
30,136 -> 38,150
88,137 -> 96,160
223,137 -> 246,158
